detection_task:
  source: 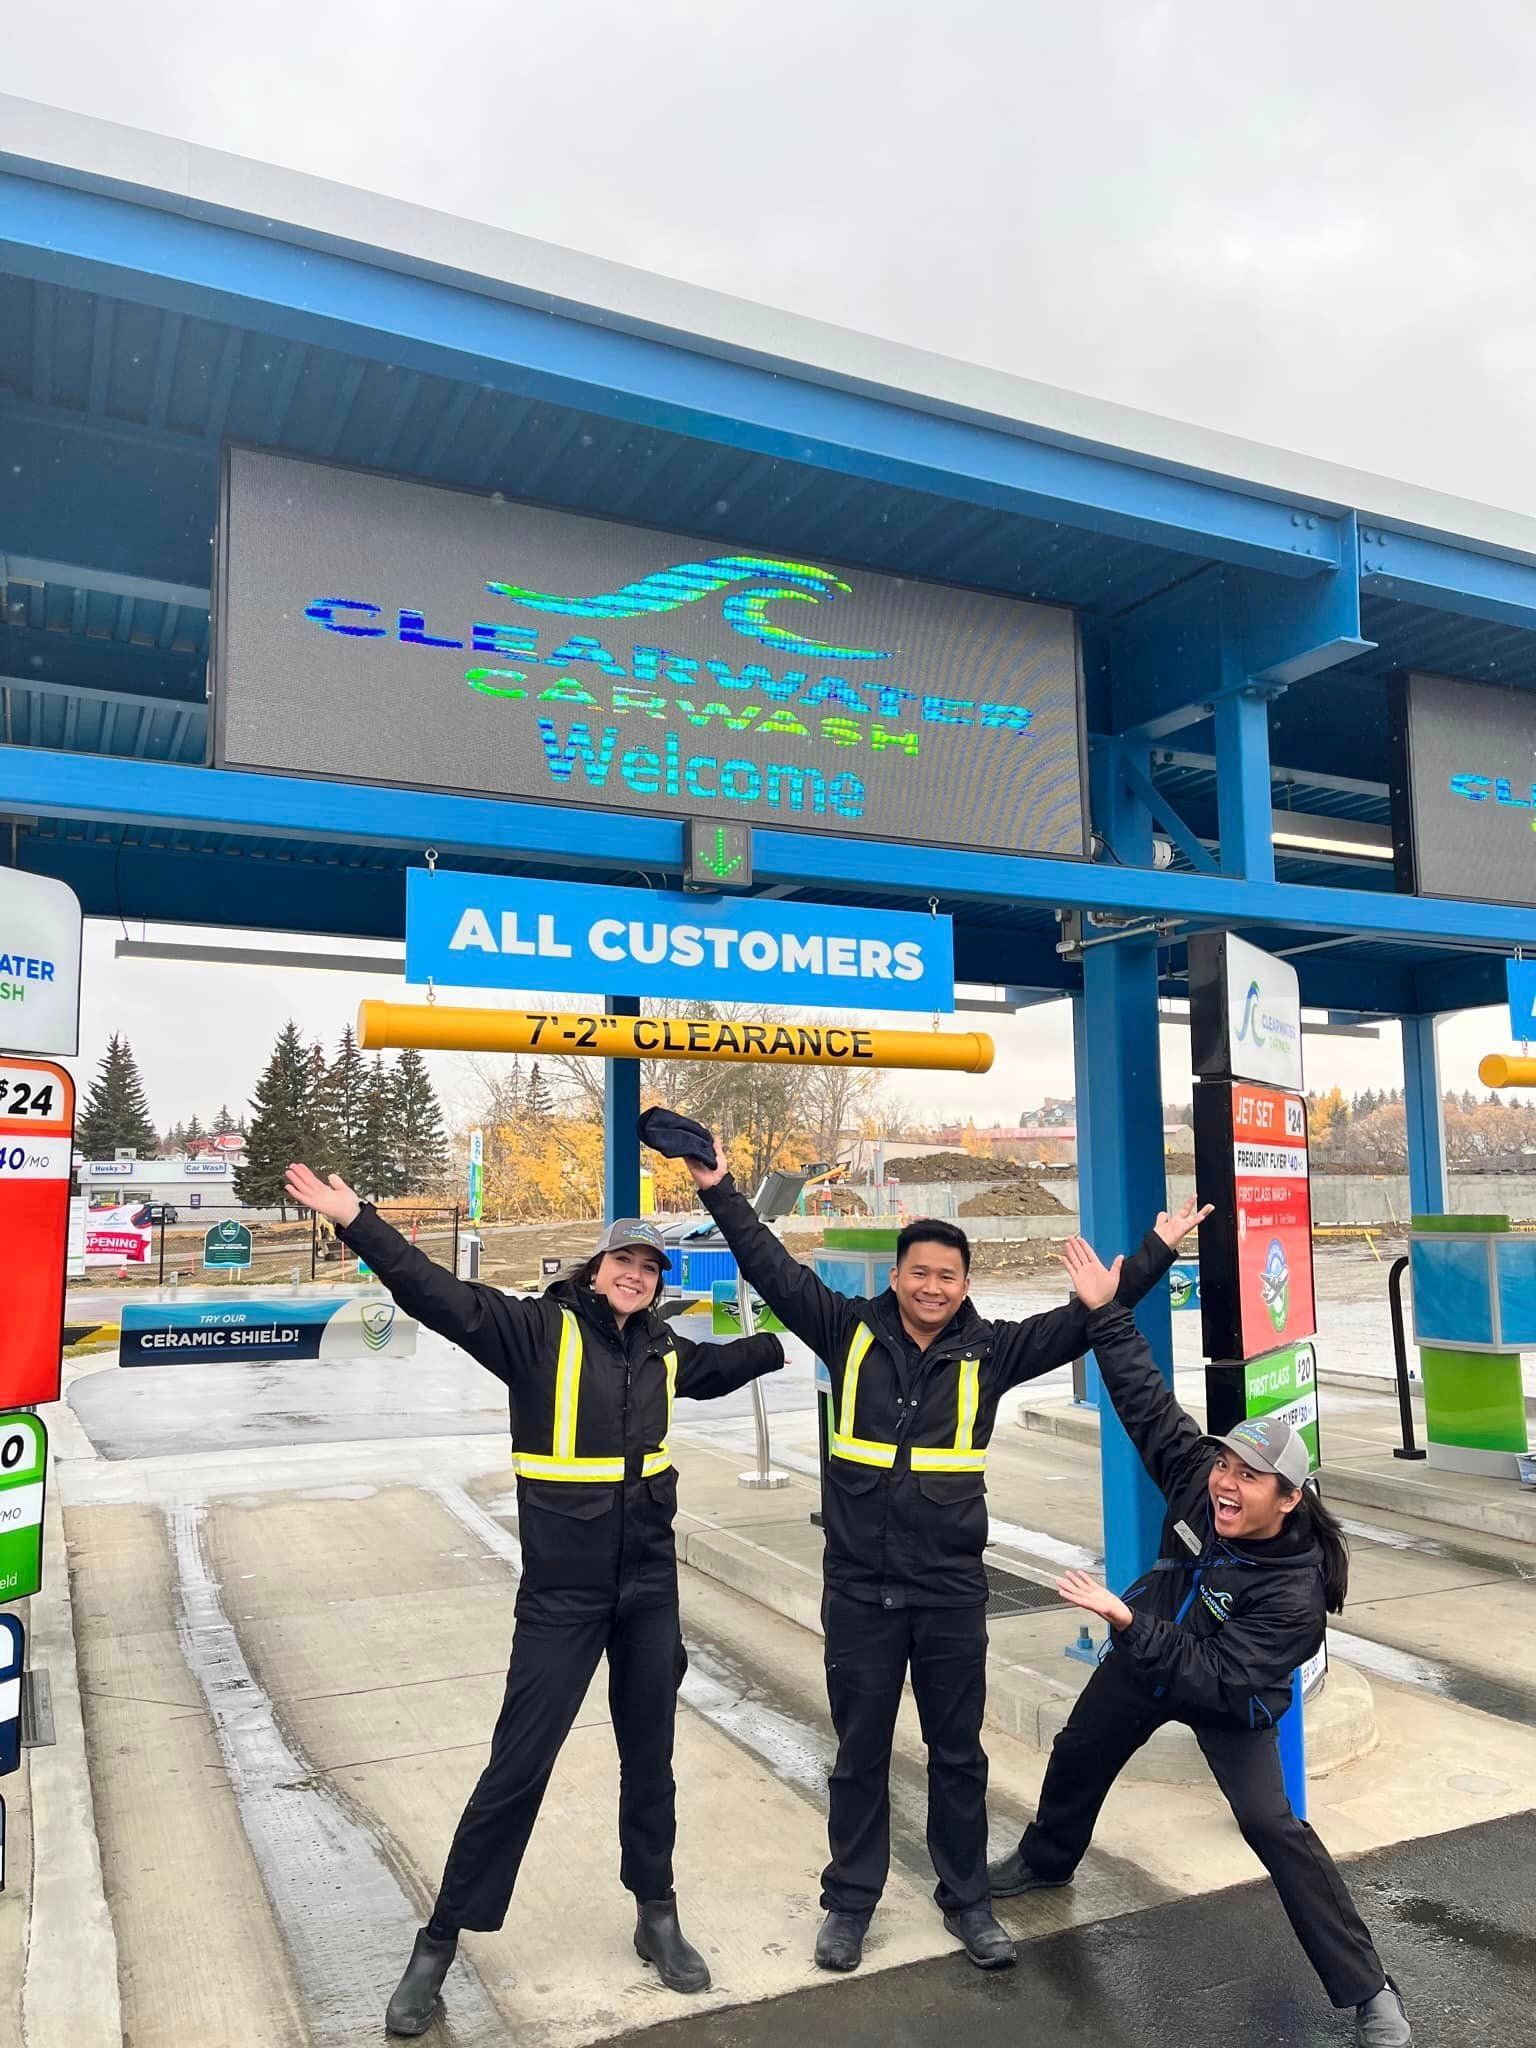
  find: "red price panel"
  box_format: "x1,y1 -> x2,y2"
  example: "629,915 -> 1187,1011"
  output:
1230,1081 -> 1315,1358
0,1059 -> 75,1406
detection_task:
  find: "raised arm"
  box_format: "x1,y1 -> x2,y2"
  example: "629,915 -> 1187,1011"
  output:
1060,1236 -> 1210,1503
286,1162 -> 542,1387
676,1145 -> 856,1363
991,1196 -> 1209,1392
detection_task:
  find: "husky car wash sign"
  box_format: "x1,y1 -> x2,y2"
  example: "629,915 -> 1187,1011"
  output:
406,870 -> 954,1013
212,447 -> 1087,858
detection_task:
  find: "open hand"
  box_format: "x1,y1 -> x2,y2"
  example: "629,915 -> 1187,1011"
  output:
285,1161 -> 362,1229
1154,1194 -> 1214,1250
1060,1236 -> 1124,1311
1057,1569 -> 1133,1631
684,1138 -> 729,1191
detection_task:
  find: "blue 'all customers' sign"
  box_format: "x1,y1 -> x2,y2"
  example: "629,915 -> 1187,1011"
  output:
405,870 -> 954,1012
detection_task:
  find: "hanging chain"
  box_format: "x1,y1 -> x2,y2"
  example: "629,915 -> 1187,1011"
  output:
425,848 -> 438,874
426,977 -> 436,1007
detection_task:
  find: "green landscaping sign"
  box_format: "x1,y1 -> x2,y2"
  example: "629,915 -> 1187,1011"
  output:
0,1413 -> 47,1602
204,1220 -> 252,1271
1242,1339 -> 1320,1471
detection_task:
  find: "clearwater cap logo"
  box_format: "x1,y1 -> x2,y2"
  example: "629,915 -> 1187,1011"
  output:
486,556 -> 893,663
1217,1413 -> 1311,1489
596,1217 -> 673,1270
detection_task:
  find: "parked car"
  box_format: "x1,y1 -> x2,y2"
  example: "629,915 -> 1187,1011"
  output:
131,1202 -> 180,1226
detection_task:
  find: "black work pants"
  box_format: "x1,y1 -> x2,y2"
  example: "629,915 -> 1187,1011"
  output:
433,1599 -> 687,1932
1019,1658 -> 1387,2010
821,1589 -> 990,1917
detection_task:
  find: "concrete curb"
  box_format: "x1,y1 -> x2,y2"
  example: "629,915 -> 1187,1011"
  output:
21,1463 -> 122,2048
1015,1403 -> 1536,1543
678,1525 -> 1377,1786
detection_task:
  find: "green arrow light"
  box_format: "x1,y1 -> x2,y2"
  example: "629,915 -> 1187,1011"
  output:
703,827 -> 744,879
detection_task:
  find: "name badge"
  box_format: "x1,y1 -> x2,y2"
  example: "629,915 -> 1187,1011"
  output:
1174,1519 -> 1202,1555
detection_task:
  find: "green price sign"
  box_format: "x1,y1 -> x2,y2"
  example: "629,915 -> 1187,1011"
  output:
1242,1339 -> 1320,1472
204,1220 -> 253,1271
0,1413 -> 47,1602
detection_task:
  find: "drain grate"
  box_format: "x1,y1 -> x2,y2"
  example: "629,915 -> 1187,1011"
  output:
20,1669 -> 54,1748
984,1564 -> 1061,1618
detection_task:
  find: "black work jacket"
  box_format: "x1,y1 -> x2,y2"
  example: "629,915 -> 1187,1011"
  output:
698,1177 -> 1175,1607
1087,1300 -> 1326,1730
340,1206 -> 783,1617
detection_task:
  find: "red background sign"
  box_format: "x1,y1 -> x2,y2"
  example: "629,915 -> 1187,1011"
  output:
1231,1081 -> 1315,1357
0,1058 -> 75,1406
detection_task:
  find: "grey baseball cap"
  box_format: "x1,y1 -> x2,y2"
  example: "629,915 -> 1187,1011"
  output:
1206,1413 -> 1311,1490
593,1217 -> 673,1272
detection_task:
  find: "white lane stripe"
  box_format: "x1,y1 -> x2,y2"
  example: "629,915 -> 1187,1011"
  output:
167,1501 -> 506,2047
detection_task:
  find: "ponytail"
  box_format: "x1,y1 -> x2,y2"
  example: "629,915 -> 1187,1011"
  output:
1287,1482 -> 1350,1614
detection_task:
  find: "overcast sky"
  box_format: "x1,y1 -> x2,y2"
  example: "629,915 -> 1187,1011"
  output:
14,5 -> 1536,1130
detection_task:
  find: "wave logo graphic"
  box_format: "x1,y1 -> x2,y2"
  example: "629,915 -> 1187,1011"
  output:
486,555 -> 892,661
1260,1239 -> 1290,1332
1236,979 -> 1266,1048
359,1302 -> 396,1352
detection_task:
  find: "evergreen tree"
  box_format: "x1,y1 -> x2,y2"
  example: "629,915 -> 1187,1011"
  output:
212,1103 -> 238,1136
165,1119 -> 187,1154
185,1113 -> 206,1147
322,1025 -> 369,1183
354,1053 -> 404,1199
394,1048 -> 450,1193
237,1021 -> 336,1211
525,1061 -> 554,1120
76,1035 -> 159,1157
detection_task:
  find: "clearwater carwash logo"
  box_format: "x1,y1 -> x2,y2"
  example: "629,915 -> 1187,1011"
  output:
1200,1586 -> 1235,1623
1236,979 -> 1266,1048
1260,1238 -> 1290,1332
486,555 -> 893,662
359,1302 -> 396,1352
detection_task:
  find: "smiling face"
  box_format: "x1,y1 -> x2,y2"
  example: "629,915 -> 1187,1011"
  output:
1208,1447 -> 1301,1542
591,1244 -> 665,1321
891,1236 -> 969,1341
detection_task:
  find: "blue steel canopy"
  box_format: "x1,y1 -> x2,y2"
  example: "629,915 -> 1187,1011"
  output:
4,94 -> 1536,1019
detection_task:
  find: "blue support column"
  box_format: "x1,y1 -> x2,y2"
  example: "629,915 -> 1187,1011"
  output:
1213,687 -> 1276,881
1080,741 -> 1172,1595
1402,1013 -> 1448,1217
1278,1670 -> 1308,1819
604,993 -> 641,1221
1070,993 -> 1101,1408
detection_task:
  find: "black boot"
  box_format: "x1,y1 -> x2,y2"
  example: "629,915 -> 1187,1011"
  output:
385,1928 -> 457,2037
814,1909 -> 868,1972
942,1904 -> 1017,1970
988,1848 -> 1071,1898
635,1898 -> 711,1993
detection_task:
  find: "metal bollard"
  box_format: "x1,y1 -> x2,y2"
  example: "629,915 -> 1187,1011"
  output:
736,1275 -> 790,1490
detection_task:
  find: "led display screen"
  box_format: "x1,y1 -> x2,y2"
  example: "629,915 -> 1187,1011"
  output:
211,448 -> 1087,856
1390,670 -> 1536,905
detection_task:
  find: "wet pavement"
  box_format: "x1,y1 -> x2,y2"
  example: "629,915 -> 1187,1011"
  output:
621,1812 -> 1536,2048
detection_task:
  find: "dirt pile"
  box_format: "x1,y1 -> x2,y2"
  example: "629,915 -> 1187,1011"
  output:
883,1151 -> 1032,1184
958,1180 -> 1067,1217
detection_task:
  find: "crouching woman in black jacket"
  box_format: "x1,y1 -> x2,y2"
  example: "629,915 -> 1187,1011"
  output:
989,1234 -> 1411,2048
284,1163 -> 785,2039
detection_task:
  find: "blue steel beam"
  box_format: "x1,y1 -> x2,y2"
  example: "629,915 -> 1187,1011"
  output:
0,172 -> 1342,578
605,994 -> 642,1220
15,747 -> 1536,954
1360,523 -> 1536,630
1402,1014 -> 1448,1217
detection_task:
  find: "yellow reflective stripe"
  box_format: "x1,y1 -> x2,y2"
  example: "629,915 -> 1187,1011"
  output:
830,1434 -> 898,1468
656,1347 -> 678,1464
554,1309 -> 582,1463
641,1448 -> 674,1478
909,1447 -> 987,1471
955,1357 -> 980,1454
512,1452 -> 626,1481
839,1324 -> 876,1440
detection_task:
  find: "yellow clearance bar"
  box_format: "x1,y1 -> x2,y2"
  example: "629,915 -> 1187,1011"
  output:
357,1000 -> 994,1073
1480,1053 -> 1536,1088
